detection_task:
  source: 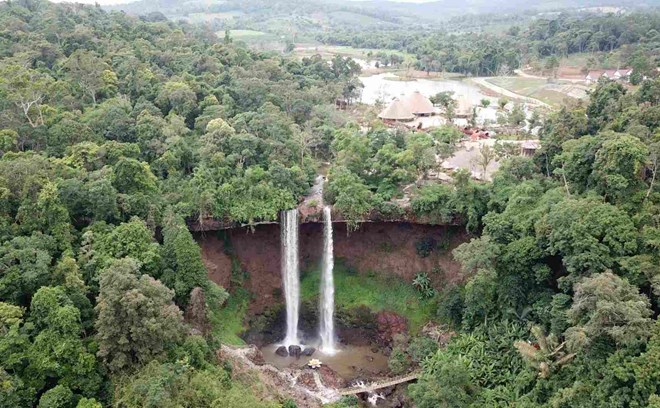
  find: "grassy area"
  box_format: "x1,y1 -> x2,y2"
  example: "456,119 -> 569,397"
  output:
293,44 -> 414,62
533,89 -> 575,106
328,11 -> 396,27
554,51 -> 624,69
209,287 -> 250,345
229,30 -> 273,40
186,12 -> 241,22
486,77 -> 577,107
300,261 -> 436,332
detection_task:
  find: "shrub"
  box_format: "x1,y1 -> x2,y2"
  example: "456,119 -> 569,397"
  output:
282,399 -> 297,408
408,336 -> 439,364
413,273 -> 437,299
415,236 -> 437,258
388,346 -> 411,375
437,286 -> 465,329
37,386 -> 74,408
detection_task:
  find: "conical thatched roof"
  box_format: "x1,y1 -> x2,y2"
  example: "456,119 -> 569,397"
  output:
405,91 -> 435,115
378,98 -> 414,121
455,98 -> 473,117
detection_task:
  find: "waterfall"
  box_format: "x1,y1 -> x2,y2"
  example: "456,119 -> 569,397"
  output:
319,206 -> 337,354
281,209 -> 300,346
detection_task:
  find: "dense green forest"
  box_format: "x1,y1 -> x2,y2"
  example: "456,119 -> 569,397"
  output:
317,11 -> 660,76
111,0 -> 660,77
0,0 -> 361,406
408,77 -> 660,407
2,0 -> 660,407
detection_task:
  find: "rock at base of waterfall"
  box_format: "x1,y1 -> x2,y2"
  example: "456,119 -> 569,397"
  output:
244,346 -> 266,366
302,347 -> 316,356
288,345 -> 302,358
275,346 -> 288,357
376,311 -> 408,347
318,365 -> 346,389
296,370 -> 318,391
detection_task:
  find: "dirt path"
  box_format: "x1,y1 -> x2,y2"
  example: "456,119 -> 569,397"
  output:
470,77 -> 551,108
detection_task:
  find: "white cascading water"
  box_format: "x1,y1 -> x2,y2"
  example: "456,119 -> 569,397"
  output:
319,206 -> 337,354
281,209 -> 300,346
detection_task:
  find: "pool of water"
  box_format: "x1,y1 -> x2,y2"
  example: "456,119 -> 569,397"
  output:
359,73 -> 496,106
261,342 -> 389,380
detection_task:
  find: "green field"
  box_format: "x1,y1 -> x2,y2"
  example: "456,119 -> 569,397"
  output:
487,77 -> 550,94
328,11 -> 397,27
216,29 -> 285,50
487,77 -> 579,107
229,30 -> 274,40
292,44 -> 415,69
185,11 -> 242,22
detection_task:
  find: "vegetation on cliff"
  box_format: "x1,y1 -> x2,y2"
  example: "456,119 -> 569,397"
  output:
409,78 -> 660,407
1,0 -> 660,406
0,0 -> 354,406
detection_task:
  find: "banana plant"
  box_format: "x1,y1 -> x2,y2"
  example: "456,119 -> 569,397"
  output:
514,326 -> 576,379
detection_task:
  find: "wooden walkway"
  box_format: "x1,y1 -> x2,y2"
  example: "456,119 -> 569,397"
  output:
338,372 -> 420,396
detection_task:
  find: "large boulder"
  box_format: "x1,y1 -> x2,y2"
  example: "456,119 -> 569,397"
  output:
318,365 -> 346,389
246,347 -> 266,366
275,346 -> 288,357
296,370 -> 318,391
376,311 -> 408,347
288,345 -> 302,359
302,347 -> 316,356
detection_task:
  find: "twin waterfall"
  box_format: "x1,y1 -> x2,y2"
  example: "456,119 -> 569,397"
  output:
281,209 -> 301,346
319,206 -> 337,354
280,207 -> 337,353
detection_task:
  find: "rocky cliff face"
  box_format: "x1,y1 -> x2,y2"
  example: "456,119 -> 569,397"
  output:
196,222 -> 468,314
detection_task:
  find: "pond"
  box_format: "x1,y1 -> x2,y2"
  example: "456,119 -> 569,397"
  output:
359,73 -> 496,106
261,343 -> 389,380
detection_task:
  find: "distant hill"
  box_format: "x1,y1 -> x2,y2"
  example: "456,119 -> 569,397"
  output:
107,0 -> 660,21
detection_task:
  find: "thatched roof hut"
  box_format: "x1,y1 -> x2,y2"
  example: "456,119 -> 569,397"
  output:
455,98 -> 474,118
378,98 -> 415,121
405,91 -> 435,116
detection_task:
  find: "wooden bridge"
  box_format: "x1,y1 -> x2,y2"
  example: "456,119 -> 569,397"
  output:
338,372 -> 421,396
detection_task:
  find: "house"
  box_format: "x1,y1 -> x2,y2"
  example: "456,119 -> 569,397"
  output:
585,70 -> 603,83
404,91 -> 435,116
615,68 -> 633,80
454,98 -> 473,118
520,140 -> 540,156
585,68 -> 633,83
378,98 -> 415,122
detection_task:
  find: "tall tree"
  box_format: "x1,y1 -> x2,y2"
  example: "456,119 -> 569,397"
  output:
95,258 -> 184,372
565,272 -> 653,350
161,212 -> 209,305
